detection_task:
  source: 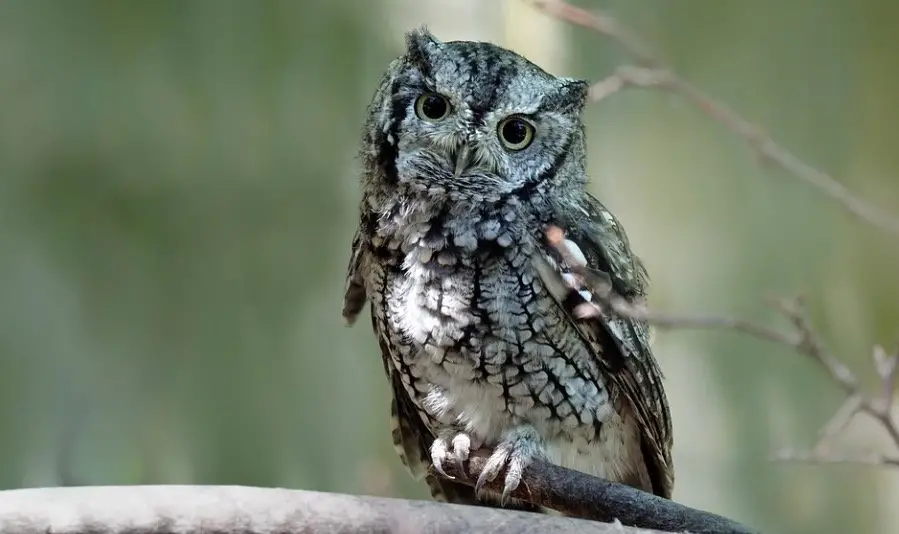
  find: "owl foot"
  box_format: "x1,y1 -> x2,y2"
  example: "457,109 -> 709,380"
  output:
475,425 -> 545,505
430,430 -> 473,480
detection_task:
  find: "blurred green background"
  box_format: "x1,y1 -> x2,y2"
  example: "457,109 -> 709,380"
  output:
1,1 -> 898,533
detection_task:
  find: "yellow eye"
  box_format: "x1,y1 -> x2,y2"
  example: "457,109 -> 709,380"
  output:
497,116 -> 535,151
415,93 -> 450,122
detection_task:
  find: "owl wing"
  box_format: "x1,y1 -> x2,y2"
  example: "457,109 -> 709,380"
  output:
342,221 -> 370,326
534,192 -> 674,498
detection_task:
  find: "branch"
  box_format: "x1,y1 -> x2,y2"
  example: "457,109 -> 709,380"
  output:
526,0 -> 899,238
435,449 -> 759,534
0,485 -> 686,534
547,227 -> 899,468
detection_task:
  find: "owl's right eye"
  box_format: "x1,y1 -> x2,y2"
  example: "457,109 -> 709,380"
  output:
415,93 -> 450,122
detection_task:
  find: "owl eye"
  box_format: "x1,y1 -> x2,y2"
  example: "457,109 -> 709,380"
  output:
414,93 -> 450,122
497,116 -> 535,151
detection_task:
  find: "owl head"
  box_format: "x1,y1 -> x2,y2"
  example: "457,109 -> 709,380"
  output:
363,27 -> 591,204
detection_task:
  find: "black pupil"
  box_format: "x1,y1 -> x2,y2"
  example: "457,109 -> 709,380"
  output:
422,95 -> 446,118
502,120 -> 528,145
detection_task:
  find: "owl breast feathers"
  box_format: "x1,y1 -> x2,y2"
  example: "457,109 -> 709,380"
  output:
342,27 -> 673,512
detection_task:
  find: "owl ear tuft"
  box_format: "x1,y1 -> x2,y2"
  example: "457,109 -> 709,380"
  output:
554,78 -> 591,113
405,26 -> 441,66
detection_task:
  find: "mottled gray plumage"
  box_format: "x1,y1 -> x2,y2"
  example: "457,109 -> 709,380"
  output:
343,28 -> 673,512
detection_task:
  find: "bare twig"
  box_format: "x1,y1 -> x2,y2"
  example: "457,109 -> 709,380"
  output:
874,344 -> 899,409
546,226 -> 899,468
0,485 -> 678,534
526,0 -> 899,238
588,66 -> 671,103
816,395 -> 864,444
774,450 -> 899,468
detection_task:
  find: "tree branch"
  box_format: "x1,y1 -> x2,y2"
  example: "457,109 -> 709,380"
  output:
526,0 -> 899,238
0,485 -> 687,534
435,449 -> 759,534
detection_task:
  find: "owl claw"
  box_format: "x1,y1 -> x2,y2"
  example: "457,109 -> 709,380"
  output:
431,430 -> 473,480
451,433 -> 471,477
473,425 -> 544,506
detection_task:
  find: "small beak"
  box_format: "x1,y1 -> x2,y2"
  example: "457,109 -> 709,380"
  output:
453,144 -> 472,178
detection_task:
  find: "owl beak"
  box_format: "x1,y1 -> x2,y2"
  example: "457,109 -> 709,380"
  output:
453,144 -> 472,178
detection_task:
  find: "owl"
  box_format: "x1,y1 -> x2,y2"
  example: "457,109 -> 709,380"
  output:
342,27 -> 673,513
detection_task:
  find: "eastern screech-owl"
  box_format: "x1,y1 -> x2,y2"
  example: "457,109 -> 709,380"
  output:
343,28 -> 673,512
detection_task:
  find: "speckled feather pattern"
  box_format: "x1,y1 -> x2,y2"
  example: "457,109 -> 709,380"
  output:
343,28 -> 673,510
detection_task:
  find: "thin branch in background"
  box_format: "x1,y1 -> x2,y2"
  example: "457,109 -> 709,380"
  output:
587,66 -> 670,103
774,450 -> 899,469
772,343 -> 899,467
874,344 -> 899,409
526,0 -> 899,238
816,394 -> 864,445
546,226 -> 899,468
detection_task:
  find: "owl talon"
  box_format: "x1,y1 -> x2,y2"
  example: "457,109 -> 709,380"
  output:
451,433 -> 471,477
430,436 -> 453,479
474,425 -> 544,506
431,430 -> 473,480
433,460 -> 452,479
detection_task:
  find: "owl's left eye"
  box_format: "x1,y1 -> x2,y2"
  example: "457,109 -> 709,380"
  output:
415,93 -> 450,122
497,116 -> 535,151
